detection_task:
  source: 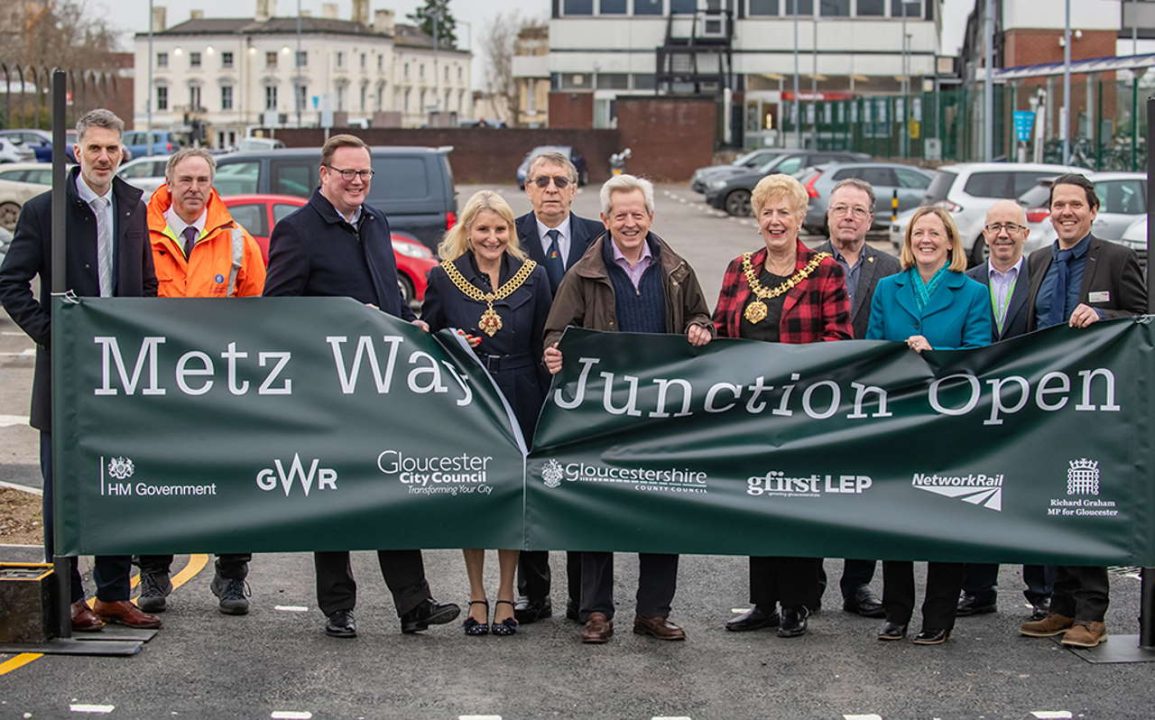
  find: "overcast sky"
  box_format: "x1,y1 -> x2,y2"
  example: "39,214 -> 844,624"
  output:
97,0 -> 973,88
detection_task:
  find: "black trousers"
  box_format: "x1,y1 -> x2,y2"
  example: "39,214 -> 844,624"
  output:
882,560 -> 965,630
139,553 -> 251,580
517,550 -> 581,608
580,551 -> 677,622
839,559 -> 877,597
1049,565 -> 1109,622
314,550 -> 430,618
962,563 -> 1056,605
41,433 -> 131,603
749,556 -> 821,610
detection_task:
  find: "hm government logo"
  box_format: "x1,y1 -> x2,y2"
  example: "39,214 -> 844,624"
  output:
911,472 -> 1003,511
107,456 -> 134,481
256,454 -> 338,497
541,459 -> 564,489
1066,458 -> 1100,496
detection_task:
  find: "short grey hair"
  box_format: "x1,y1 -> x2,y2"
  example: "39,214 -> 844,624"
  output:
829,178 -> 876,210
75,108 -> 124,143
527,151 -> 577,184
166,148 -> 217,184
600,174 -> 655,216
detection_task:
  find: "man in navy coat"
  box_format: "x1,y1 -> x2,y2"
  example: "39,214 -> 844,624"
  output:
263,134 -> 459,639
512,150 -> 602,624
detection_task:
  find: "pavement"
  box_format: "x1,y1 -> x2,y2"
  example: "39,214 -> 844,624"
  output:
0,184 -> 1153,719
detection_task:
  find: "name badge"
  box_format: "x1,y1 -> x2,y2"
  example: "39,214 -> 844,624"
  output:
1088,291 -> 1110,303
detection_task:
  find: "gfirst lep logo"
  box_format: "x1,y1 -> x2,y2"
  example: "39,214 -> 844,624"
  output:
256,454 -> 338,497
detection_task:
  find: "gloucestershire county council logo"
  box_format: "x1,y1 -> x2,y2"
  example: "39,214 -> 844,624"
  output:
541,459 -> 564,489
910,472 -> 1003,511
107,457 -> 135,481
1066,458 -> 1100,496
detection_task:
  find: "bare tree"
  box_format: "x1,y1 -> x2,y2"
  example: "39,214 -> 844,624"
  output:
0,0 -> 120,71
482,12 -> 547,128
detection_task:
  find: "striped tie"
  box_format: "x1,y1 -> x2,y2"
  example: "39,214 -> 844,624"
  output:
92,197 -> 113,297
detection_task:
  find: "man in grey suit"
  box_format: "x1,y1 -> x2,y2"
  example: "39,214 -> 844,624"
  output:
512,150 -> 603,624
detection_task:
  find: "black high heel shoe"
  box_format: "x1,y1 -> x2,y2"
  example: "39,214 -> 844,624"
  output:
463,600 -> 489,636
491,599 -> 519,637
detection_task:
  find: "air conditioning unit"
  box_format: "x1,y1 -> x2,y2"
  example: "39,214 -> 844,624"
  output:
699,14 -> 727,38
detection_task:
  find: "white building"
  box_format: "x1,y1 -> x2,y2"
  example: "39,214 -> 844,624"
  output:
134,1 -> 472,148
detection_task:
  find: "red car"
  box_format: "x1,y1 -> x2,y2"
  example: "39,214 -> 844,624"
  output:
221,194 -> 437,305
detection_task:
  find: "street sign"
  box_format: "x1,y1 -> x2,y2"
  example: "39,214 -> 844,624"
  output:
1014,110 -> 1035,142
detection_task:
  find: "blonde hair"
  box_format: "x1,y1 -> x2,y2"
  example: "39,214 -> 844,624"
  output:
899,206 -> 967,272
437,190 -> 526,261
751,173 -> 808,218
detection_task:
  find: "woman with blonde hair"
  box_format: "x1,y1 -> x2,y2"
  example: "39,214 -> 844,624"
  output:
423,190 -> 554,636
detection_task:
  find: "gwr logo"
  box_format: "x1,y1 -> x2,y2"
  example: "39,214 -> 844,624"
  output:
256,454 -> 338,497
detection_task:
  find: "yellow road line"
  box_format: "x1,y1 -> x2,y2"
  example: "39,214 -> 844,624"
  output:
2,554 -> 209,675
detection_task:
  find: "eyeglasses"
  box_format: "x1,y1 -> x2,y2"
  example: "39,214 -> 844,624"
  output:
829,204 -> 871,219
531,175 -> 571,189
984,222 -> 1027,234
325,165 -> 375,181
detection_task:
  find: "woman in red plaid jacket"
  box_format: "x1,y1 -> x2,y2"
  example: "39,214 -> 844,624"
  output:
712,173 -> 852,640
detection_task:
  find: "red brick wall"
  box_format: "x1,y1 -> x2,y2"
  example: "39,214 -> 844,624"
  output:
548,91 -> 595,129
1003,29 -> 1117,135
615,97 -> 716,183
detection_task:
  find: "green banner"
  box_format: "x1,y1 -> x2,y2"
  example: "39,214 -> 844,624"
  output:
55,299 -> 1155,565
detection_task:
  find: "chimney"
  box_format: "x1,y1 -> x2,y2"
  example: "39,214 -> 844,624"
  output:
322,3 -> 338,19
190,9 -> 204,19
352,0 -> 369,26
151,5 -> 166,32
255,0 -> 272,22
374,9 -> 395,36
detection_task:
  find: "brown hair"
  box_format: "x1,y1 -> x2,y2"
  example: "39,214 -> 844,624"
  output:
321,134 -> 370,167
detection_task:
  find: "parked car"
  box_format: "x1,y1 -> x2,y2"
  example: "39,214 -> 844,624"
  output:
220,194 -> 437,305
888,161 -> 1083,265
515,146 -> 589,189
704,150 -> 871,216
213,146 -> 457,254
799,162 -> 936,234
0,136 -> 37,165
690,149 -> 793,194
1018,172 -> 1147,255
0,129 -> 55,163
0,226 -> 12,266
116,156 -> 171,198
0,162 -> 62,187
236,137 -> 286,152
1119,215 -> 1148,268
0,178 -> 50,231
121,130 -> 184,158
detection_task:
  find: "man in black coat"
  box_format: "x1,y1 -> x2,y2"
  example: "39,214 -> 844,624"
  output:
1019,174 -> 1146,650
263,133 -> 459,639
0,108 -> 161,632
512,150 -> 602,624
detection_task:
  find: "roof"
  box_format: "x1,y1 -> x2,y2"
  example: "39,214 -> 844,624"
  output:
994,53 -> 1155,81
138,16 -> 380,39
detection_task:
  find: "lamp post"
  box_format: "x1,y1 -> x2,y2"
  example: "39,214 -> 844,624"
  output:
983,0 -> 994,162
1062,0 -> 1071,164
147,0 -> 153,155
295,0 -> 302,128
793,2 -> 800,148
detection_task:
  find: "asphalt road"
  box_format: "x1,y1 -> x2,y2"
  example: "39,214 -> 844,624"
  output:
0,184 -> 1152,719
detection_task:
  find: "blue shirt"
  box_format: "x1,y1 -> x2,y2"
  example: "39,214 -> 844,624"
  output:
1034,234 -> 1093,329
830,245 -> 862,302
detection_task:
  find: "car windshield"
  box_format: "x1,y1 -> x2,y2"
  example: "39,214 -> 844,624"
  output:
924,170 -> 957,203
1017,181 -> 1053,208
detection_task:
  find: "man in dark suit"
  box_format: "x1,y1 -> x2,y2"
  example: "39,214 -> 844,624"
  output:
1019,174 -> 1146,649
512,151 -> 603,625
0,108 -> 161,632
959,200 -> 1053,620
263,134 -> 459,639
806,179 -> 898,623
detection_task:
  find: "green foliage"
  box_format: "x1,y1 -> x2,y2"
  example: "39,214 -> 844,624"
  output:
407,0 -> 458,49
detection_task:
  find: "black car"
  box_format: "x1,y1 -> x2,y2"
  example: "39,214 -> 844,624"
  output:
704,150 -> 871,216
214,146 -> 457,253
690,148 -> 793,194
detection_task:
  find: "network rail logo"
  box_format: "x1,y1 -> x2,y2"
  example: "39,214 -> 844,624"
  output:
911,472 -> 1003,511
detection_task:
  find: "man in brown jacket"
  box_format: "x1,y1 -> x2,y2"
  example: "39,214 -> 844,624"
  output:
543,174 -> 712,644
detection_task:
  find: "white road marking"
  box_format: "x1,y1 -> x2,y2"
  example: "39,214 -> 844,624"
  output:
652,716 -> 692,720
274,605 -> 309,612
459,716 -> 502,720
0,482 -> 42,495
1031,713 -> 1073,719
0,414 -> 30,427
3,331 -> 28,336
271,712 -> 313,719
844,715 -> 883,720
70,705 -> 115,714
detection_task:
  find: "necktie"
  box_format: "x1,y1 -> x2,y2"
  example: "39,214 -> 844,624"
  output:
1041,247 -> 1074,329
544,229 -> 564,290
182,226 -> 198,259
92,197 -> 113,297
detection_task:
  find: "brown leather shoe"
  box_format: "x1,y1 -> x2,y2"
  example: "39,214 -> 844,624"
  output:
93,599 -> 162,629
1019,612 -> 1074,638
633,614 -> 687,641
580,612 -> 614,644
1061,621 -> 1108,648
70,600 -> 105,632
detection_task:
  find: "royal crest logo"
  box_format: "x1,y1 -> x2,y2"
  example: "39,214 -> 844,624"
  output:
107,457 -> 134,481
1066,458 -> 1100,496
541,459 -> 564,489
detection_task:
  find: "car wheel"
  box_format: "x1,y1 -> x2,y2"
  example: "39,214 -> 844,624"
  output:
398,274 -> 415,306
724,189 -> 751,217
969,236 -> 988,268
0,202 -> 20,231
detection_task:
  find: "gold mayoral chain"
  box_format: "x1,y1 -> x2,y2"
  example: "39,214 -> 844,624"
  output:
440,258 -> 538,336
740,251 -> 830,324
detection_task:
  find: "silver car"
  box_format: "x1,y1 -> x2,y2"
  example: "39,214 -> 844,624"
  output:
1019,172 -> 1147,255
801,162 -> 936,234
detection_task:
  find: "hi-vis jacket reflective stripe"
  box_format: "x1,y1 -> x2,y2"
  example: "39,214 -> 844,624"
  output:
147,185 -> 266,298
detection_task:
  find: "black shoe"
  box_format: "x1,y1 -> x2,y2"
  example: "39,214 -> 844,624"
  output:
956,592 -> 997,617
725,605 -> 780,632
210,574 -> 251,616
777,606 -> 809,638
513,596 -> 553,624
913,627 -> 951,645
137,570 -> 171,614
877,621 -> 907,641
325,609 -> 356,638
1028,603 -> 1050,622
565,600 -> 580,623
842,585 -> 885,619
400,598 -> 461,634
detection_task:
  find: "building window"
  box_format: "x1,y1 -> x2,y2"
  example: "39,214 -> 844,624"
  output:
404,62 -> 410,79
221,51 -> 234,68
820,0 -> 849,15
296,51 -> 307,68
266,51 -> 278,68
157,52 -> 168,68
156,85 -> 168,111
563,0 -> 594,13
559,73 -> 588,90
419,64 -> 425,79
336,52 -> 345,68
633,73 -> 657,90
596,73 -> 629,89
189,51 -> 202,68
748,0 -> 779,14
444,65 -> 449,82
600,0 -> 627,12
337,84 -> 346,112
671,0 -> 697,12
891,0 -> 920,17
404,87 -> 412,112
635,0 -> 663,14
265,85 -> 278,110
360,83 -> 367,110
378,54 -> 384,71
457,66 -> 463,82
221,85 -> 233,110
189,85 -> 202,110
786,0 -> 814,14
857,0 -> 884,15
360,53 -> 367,69
295,84 -> 307,112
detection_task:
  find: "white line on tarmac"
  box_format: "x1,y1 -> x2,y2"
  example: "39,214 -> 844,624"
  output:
843,715 -> 883,720
459,716 -> 502,720
1031,713 -> 1073,719
274,605 -> 309,612
0,481 -> 42,495
70,705 -> 115,714
652,716 -> 692,720
0,414 -> 30,427
271,712 -> 313,719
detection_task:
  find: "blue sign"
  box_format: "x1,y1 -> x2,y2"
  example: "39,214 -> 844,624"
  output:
1014,111 -> 1035,142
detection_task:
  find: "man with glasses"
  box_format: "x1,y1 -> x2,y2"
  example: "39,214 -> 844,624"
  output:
512,151 -> 603,625
264,134 -> 460,638
957,200 -> 1051,621
136,148 -> 266,616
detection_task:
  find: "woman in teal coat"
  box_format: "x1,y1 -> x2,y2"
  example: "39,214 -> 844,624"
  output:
866,205 -> 992,645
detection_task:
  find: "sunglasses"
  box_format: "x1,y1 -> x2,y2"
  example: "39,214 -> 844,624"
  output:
532,175 -> 571,189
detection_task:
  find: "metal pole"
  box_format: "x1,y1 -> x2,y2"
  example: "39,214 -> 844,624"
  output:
793,3 -> 800,149
983,0 -> 994,161
1133,0 -> 1140,171
811,15 -> 817,149
50,69 -> 71,640
433,10 -> 440,122
901,3 -> 907,158
147,0 -> 153,155
296,0 -> 302,128
1061,0 -> 1071,164
1143,95 -> 1155,650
